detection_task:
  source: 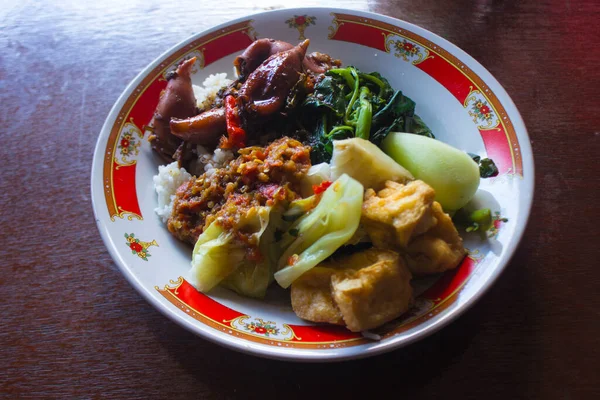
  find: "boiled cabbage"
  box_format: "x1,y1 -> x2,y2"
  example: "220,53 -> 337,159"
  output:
221,260 -> 272,299
188,222 -> 246,292
220,210 -> 286,298
330,138 -> 413,190
382,132 -> 480,211
189,206 -> 272,294
274,174 -> 364,288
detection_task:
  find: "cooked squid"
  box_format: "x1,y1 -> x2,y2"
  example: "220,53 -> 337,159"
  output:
170,107 -> 225,146
149,57 -> 198,159
238,40 -> 309,118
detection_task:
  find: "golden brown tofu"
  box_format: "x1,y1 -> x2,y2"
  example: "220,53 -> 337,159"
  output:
361,180 -> 466,275
291,249 -> 413,332
290,267 -> 344,325
405,202 -> 466,274
331,249 -> 413,332
362,180 -> 437,248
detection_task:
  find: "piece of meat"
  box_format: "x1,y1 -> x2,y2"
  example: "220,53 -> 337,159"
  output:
405,202 -> 467,274
234,38 -> 295,79
331,249 -> 413,332
362,180 -> 437,248
148,57 -> 198,160
303,52 -> 342,74
234,39 -> 339,79
170,107 -> 225,146
238,40 -> 309,118
290,249 -> 413,332
290,267 -> 344,326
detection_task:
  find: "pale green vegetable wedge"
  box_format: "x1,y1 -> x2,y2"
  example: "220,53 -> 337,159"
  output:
189,206 -> 273,294
330,138 -> 413,190
221,210 -> 286,298
189,222 -> 246,292
274,174 -> 364,288
382,132 -> 480,211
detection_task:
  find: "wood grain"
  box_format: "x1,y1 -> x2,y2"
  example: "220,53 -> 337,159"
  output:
1,0 -> 599,398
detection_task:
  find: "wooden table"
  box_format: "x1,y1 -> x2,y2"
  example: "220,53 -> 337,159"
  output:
2,0 -> 599,398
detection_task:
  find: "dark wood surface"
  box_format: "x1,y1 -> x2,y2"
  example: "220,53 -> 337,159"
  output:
1,0 -> 599,398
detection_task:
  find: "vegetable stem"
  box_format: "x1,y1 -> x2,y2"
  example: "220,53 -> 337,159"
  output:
325,125 -> 353,138
359,73 -> 385,92
355,86 -> 372,140
328,68 -> 356,88
343,68 -> 360,126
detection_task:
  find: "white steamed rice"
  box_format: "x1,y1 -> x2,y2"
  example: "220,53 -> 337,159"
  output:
153,162 -> 192,223
192,72 -> 233,110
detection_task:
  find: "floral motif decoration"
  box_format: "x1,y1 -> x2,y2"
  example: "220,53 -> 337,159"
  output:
285,15 -> 316,40
125,233 -> 158,261
471,100 -> 494,124
116,120 -> 144,165
226,315 -> 298,340
385,36 -> 431,65
118,130 -> 139,158
464,87 -> 500,130
394,39 -> 419,57
244,318 -> 280,337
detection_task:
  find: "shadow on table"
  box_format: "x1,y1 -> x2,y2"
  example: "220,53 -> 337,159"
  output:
148,230 -> 539,399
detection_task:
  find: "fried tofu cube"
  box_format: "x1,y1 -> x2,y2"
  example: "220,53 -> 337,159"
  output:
361,180 -> 466,275
362,180 -> 437,248
405,202 -> 466,274
290,249 -> 413,332
290,267 -> 344,326
330,249 -> 413,332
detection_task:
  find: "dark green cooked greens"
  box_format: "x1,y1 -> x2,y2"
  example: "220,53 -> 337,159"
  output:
469,153 -> 500,178
299,66 -> 434,163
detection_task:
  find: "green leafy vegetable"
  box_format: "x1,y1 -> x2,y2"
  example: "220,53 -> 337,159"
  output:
469,153 -> 499,178
406,114 -> 435,139
300,66 -> 433,162
479,158 -> 499,178
302,75 -> 347,116
355,86 -> 373,139
274,174 -> 364,288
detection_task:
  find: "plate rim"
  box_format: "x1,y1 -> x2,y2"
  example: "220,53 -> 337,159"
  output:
91,6 -> 535,362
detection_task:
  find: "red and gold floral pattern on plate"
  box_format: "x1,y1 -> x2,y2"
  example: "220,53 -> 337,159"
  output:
386,38 -> 432,65
116,119 -> 143,163
125,233 -> 158,261
464,86 -> 500,131
285,15 -> 317,40
328,13 -> 523,176
156,256 -> 478,348
103,20 -> 256,221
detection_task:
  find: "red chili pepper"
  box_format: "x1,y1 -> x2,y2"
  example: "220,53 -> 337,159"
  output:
312,180 -> 332,195
223,95 -> 246,148
287,254 -> 299,266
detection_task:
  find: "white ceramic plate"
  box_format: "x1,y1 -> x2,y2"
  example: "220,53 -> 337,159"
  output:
91,7 -> 534,362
